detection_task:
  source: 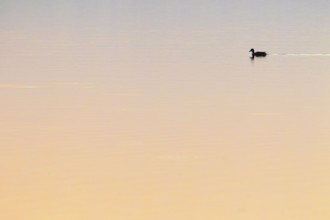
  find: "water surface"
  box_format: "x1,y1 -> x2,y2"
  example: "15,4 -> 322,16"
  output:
1,1 -> 330,219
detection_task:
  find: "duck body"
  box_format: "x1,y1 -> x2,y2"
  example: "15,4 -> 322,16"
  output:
249,48 -> 267,57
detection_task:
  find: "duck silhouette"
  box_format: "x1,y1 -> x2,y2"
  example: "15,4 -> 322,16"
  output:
249,48 -> 267,57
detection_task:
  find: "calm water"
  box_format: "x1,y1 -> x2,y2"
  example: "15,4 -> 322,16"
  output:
1,1 -> 330,219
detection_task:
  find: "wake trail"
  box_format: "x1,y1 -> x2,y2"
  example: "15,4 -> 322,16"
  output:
271,53 -> 330,56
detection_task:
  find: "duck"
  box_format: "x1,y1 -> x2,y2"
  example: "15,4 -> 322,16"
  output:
249,48 -> 267,57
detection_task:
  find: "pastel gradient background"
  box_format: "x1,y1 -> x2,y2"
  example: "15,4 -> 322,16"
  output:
1,1 -> 330,219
